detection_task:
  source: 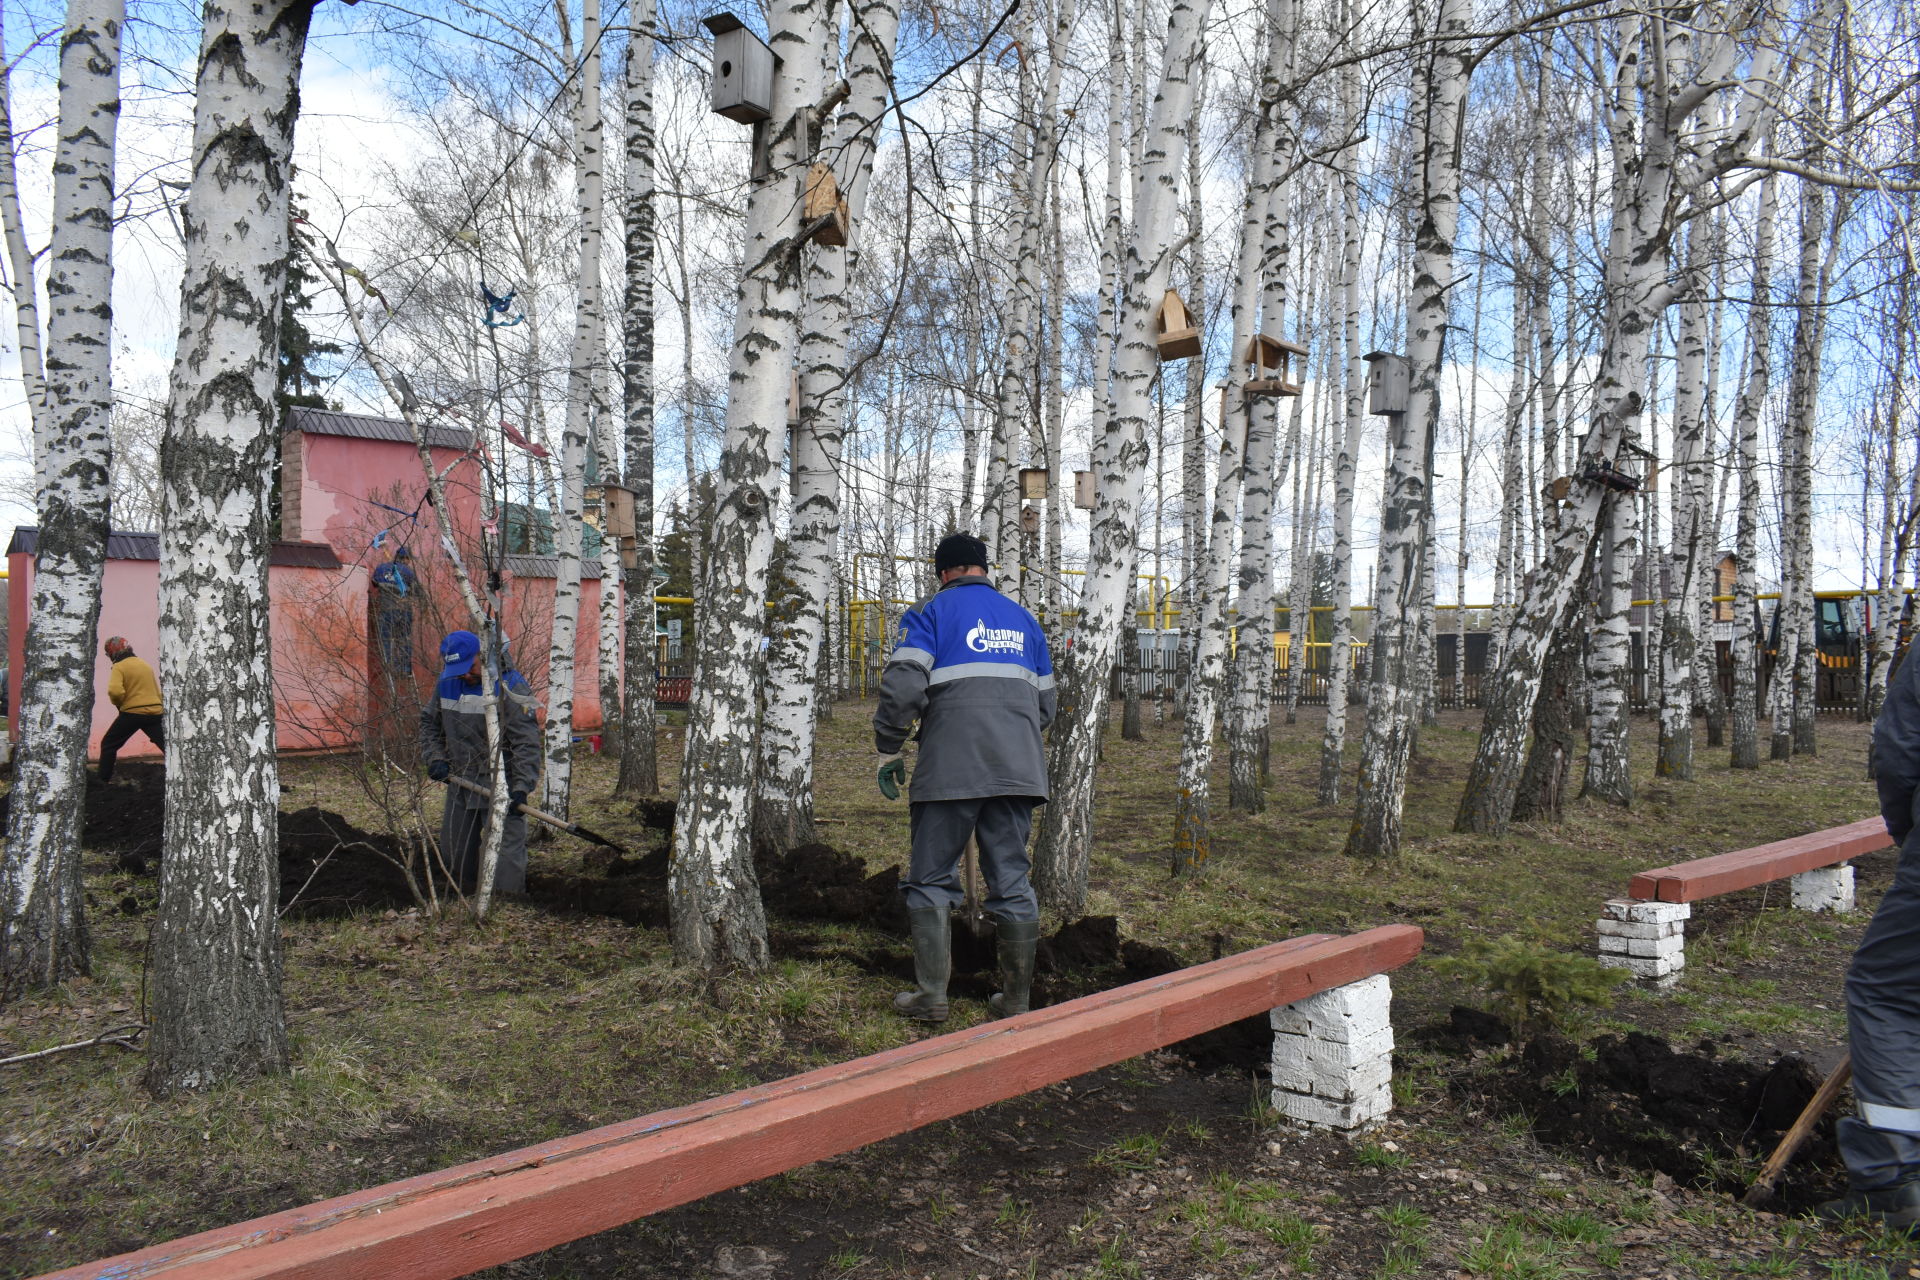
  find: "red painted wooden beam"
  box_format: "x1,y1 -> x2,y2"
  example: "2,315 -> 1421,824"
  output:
41,925 -> 1423,1280
1627,818 -> 1891,903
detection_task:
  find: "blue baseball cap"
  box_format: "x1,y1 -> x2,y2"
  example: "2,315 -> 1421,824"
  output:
440,630 -> 481,675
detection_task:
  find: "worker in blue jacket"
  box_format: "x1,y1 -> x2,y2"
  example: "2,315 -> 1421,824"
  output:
874,533 -> 1055,1023
1828,647 -> 1920,1228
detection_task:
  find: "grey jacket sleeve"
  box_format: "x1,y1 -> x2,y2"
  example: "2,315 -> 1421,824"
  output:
420,699 -> 447,769
874,661 -> 929,754
1873,651 -> 1920,844
502,683 -> 543,796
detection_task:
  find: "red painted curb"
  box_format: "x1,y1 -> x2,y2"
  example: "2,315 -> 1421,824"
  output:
41,926 -> 1423,1280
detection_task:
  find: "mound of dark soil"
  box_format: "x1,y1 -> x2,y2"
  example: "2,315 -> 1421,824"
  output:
0,761 -> 167,862
277,808 -> 420,918
1464,1029 -> 1835,1208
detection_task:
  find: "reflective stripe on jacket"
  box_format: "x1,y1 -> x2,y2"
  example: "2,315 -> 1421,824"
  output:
873,575 -> 1055,802
419,669 -> 543,809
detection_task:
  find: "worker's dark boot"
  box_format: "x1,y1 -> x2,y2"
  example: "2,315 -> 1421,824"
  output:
892,908 -> 951,1024
988,917 -> 1041,1018
1815,1180 -> 1920,1231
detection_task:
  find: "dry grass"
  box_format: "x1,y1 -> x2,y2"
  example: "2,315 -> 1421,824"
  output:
0,701 -> 1890,1276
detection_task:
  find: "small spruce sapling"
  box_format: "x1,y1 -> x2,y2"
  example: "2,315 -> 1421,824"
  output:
1437,935 -> 1627,1037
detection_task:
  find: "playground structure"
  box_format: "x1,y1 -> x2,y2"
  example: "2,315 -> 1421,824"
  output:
38,926 -> 1425,1280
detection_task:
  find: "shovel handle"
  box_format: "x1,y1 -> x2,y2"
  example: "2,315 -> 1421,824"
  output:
443,774 -> 556,829
1743,1052 -> 1852,1206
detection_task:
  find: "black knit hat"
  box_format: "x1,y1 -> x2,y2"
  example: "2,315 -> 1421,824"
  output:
934,532 -> 989,574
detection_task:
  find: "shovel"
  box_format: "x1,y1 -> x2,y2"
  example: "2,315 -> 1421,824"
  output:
961,835 -> 992,938
443,775 -> 626,853
1742,1052 -> 1851,1207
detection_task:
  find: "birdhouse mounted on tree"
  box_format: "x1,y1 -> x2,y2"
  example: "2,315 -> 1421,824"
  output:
703,12 -> 774,124
788,370 -> 802,427
1021,504 -> 1041,535
1154,290 -> 1202,361
1019,467 -> 1050,502
1362,350 -> 1411,415
804,164 -> 850,247
1073,469 -> 1096,510
598,482 -> 638,540
1244,334 -> 1309,396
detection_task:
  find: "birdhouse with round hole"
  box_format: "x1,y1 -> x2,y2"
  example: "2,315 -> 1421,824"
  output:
1073,470 -> 1096,510
703,12 -> 774,124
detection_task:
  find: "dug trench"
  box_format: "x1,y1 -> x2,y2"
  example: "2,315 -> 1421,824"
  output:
69,774 -> 1267,1070
54,768 -> 1855,1217
1423,1006 -> 1847,1213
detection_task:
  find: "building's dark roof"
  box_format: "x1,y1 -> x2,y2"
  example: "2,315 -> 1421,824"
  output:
7,528 -> 342,569
503,554 -> 604,581
288,406 -> 471,452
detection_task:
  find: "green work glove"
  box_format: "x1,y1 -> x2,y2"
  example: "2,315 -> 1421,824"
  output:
876,753 -> 906,801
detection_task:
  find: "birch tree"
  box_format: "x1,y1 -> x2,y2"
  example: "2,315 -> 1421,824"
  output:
541,0 -> 605,821
1349,0 -> 1468,860
147,0 -> 315,1092
1729,173 -> 1778,770
670,0 -> 831,970
755,0 -> 901,852
1317,0 -> 1365,805
616,0 -> 660,796
1033,0 -> 1213,914
1457,3 -> 1806,835
0,0 -> 122,996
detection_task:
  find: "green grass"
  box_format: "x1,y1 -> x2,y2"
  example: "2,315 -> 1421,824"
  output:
0,710 -> 1890,1277
1355,1141 -> 1411,1170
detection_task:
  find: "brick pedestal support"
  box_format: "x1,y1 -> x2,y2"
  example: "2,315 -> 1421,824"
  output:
1270,974 -> 1395,1131
1789,864 -> 1854,913
1596,899 -> 1690,983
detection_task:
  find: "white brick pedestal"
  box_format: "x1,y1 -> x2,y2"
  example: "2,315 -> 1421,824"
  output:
1270,974 -> 1394,1131
1790,864 -> 1854,913
1596,899 -> 1690,983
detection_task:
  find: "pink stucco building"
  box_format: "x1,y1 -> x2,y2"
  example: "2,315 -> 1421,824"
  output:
7,407 -> 616,760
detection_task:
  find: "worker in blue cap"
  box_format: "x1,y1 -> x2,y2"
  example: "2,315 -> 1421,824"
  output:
419,629 -> 542,895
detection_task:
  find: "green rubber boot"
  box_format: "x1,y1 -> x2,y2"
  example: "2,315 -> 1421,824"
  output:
988,917 -> 1041,1018
892,908 -> 951,1023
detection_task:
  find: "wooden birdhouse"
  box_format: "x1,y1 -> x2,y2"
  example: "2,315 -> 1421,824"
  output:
1073,469 -> 1096,510
704,13 -> 775,124
1549,476 -> 1572,502
788,370 -> 802,427
599,482 -> 638,540
1021,504 -> 1041,535
1019,467 -> 1050,502
1244,334 -> 1309,396
1362,351 -> 1410,415
804,164 -> 850,247
1154,290 -> 1202,361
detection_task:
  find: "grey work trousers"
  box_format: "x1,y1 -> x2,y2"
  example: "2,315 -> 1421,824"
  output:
1840,834 -> 1920,1190
905,796 -> 1040,923
442,799 -> 529,897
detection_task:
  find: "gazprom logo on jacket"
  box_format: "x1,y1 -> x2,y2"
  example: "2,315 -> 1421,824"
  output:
966,618 -> 1025,654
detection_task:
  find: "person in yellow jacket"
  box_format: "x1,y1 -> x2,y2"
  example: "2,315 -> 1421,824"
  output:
99,635 -> 165,783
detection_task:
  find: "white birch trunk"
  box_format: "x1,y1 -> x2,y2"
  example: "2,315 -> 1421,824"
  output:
670,0 -> 829,970
1656,220 -> 1712,779
1730,174 -> 1778,770
543,0 -> 605,821
755,0 -> 900,852
1348,0 -> 1466,859
0,0 -> 121,996
0,4 -> 51,464
615,0 -> 660,796
1317,0 -> 1363,804
148,0 -> 310,1092
1033,0 -> 1212,914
